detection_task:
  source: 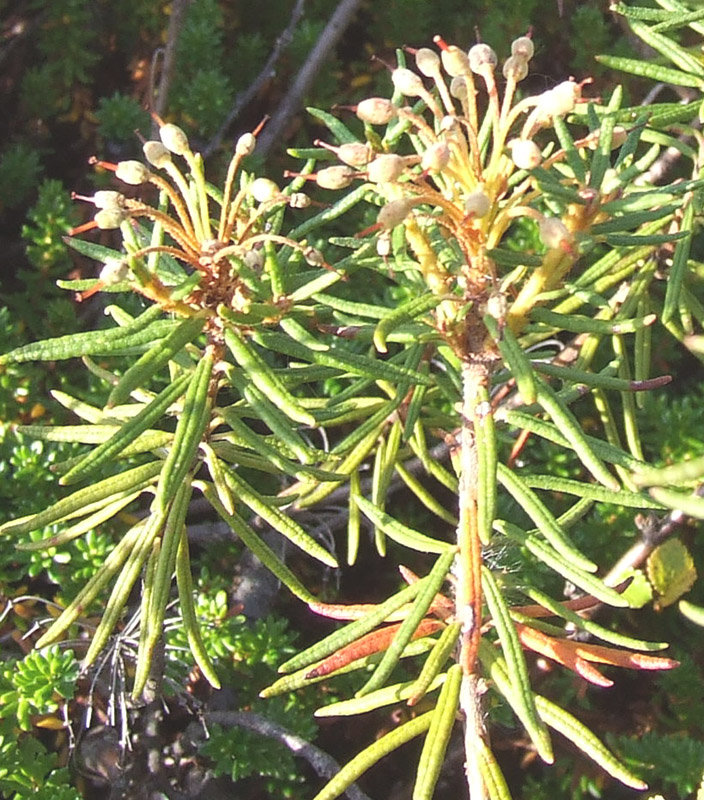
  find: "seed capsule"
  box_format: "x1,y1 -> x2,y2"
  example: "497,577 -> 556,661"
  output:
464,187 -> 491,218
99,259 -> 129,285
439,44 -> 470,77
511,36 -> 534,61
468,43 -> 498,75
93,191 -> 125,210
367,154 -> 405,184
236,133 -> 256,157
421,141 -> 450,173
115,160 -> 150,185
159,123 -> 190,155
94,208 -> 127,229
143,141 -> 172,168
377,198 -> 416,229
356,98 -> 396,125
415,48 -> 441,77
503,55 -> 529,82
538,217 -> 573,250
314,166 -> 355,190
537,80 -> 581,119
392,68 -> 425,97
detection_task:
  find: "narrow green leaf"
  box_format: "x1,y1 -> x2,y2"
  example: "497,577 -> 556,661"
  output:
482,567 -> 553,763
175,524 -> 221,690
648,486 -> 704,519
359,548 -> 456,696
497,464 -> 597,572
634,454 -> 704,487
413,663 -> 462,800
495,520 -> 629,606
662,200 -> 695,325
310,712 -> 434,800
0,461 -> 162,537
594,54 -> 704,88
520,474 -> 664,509
535,694 -> 647,789
156,353 -> 213,511
629,18 -> 704,77
107,316 -> 205,407
396,462 -> 459,526
279,580 -> 424,674
530,307 -> 655,335
223,467 -> 338,567
679,599 -> 704,626
407,621 -> 462,705
317,674 -> 446,718
306,106 -> 358,144
476,386 -> 497,545
355,495 -> 453,554
524,587 -> 668,651
373,294 -> 440,353
225,329 -> 316,426
201,480 -> 316,604
478,738 -> 513,800
485,314 -> 536,404
347,468 -> 362,566
60,372 -> 191,485
535,379 -> 620,490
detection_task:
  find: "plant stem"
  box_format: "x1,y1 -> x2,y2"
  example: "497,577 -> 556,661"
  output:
456,357 -> 490,800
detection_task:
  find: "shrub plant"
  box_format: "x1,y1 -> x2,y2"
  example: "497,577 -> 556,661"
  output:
2,1 -> 704,799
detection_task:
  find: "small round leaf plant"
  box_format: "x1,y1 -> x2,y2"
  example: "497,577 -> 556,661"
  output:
1,22 -> 702,800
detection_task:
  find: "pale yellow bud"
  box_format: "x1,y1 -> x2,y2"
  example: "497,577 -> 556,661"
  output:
115,160 -> 150,185
509,139 -> 542,170
250,178 -> 280,202
159,123 -> 190,155
356,98 -> 396,125
143,141 -> 172,168
367,154 -> 405,184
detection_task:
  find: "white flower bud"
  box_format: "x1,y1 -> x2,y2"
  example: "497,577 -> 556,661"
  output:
509,139 -> 542,170
377,231 -> 391,257
377,198 -> 416,230
538,217 -> 573,250
511,36 -> 534,61
421,141 -> 450,173
288,192 -> 311,209
304,246 -> 325,267
367,154 -> 405,184
243,249 -> 264,270
115,160 -> 150,185
464,187 -> 490,218
143,141 -> 171,168
315,166 -> 355,190
538,81 -> 581,119
159,123 -> 190,155
99,259 -> 129,285
468,43 -> 498,74
392,67 -> 425,97
94,208 -> 127,229
356,97 -> 396,125
440,45 -> 470,77
503,55 -> 529,82
250,177 -> 280,202
440,115 -> 459,133
236,132 -> 256,156
93,191 -> 124,210
415,48 -> 441,77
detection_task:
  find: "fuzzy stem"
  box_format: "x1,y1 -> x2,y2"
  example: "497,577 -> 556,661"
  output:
456,358 -> 489,800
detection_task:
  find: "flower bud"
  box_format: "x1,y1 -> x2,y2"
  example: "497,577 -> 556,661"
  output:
509,139 -> 542,170
94,208 -> 127,229
377,198 -> 416,230
115,160 -> 150,185
440,45 -> 470,77
538,81 -> 581,119
99,259 -> 129,285
159,123 -> 190,155
450,76 -> 471,101
464,187 -> 490,218
93,191 -> 125,210
392,67 -> 425,97
421,141 -> 450,173
336,142 -> 373,167
511,36 -> 534,61
243,249 -> 264,270
304,246 -> 325,266
250,177 -> 280,202
236,132 -> 256,156
314,166 -> 355,190
288,192 -> 311,209
468,43 -> 498,75
502,55 -> 529,82
143,141 -> 171,169
415,48 -> 441,77
538,217 -> 573,250
367,154 -> 405,184
356,97 -> 396,125
440,115 -> 459,133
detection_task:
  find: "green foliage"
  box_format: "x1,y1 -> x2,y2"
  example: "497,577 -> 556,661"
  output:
0,736 -> 79,800
0,144 -> 43,213
95,93 -> 151,143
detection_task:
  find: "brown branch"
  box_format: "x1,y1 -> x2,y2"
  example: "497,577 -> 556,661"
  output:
150,0 -> 193,129
202,711 -> 373,800
203,0 -> 307,159
255,0 -> 365,158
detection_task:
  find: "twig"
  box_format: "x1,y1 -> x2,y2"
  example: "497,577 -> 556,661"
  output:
202,710 -> 374,800
150,0 -> 193,130
203,0 -> 307,159
255,0 -> 365,158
